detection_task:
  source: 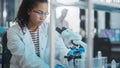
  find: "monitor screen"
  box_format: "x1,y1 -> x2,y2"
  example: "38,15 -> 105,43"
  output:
99,29 -> 120,43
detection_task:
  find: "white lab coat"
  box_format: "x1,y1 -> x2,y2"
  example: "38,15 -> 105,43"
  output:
7,22 -> 69,68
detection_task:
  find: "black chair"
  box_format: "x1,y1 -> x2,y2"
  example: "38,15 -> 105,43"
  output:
2,32 -> 12,68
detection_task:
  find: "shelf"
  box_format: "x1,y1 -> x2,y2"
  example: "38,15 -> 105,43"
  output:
53,1 -> 87,8
54,1 -> 120,13
111,44 -> 120,52
93,1 -> 120,12
94,1 -> 120,8
112,47 -> 120,52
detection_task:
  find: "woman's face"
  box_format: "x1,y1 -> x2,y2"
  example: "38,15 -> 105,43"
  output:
28,2 -> 48,26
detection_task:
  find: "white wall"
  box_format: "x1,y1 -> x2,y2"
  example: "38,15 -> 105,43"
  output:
56,7 -> 80,33
110,12 -> 120,29
98,10 -> 105,33
55,0 -> 80,33
97,10 -> 120,33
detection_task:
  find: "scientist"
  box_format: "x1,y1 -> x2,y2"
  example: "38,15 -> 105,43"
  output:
6,0 -> 69,68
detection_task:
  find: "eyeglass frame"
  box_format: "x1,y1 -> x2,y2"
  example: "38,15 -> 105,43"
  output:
32,10 -> 49,17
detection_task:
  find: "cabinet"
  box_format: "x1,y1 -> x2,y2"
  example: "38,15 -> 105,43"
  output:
94,37 -> 111,63
93,36 -> 120,63
111,43 -> 120,62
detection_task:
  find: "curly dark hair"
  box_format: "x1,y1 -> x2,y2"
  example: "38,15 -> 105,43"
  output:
15,0 -> 48,30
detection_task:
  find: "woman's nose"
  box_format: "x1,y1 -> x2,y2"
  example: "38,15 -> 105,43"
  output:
40,16 -> 46,20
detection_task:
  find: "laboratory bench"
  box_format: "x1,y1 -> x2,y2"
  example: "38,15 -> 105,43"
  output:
0,36 -> 120,68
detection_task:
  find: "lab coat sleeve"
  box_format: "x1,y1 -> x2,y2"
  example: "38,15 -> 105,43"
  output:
7,28 -> 49,68
55,31 -> 70,68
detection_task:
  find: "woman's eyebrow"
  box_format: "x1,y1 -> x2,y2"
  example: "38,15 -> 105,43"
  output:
37,10 -> 43,12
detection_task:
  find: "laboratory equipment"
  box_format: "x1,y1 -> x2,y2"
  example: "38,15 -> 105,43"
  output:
92,51 -> 108,68
97,51 -> 103,68
55,64 -> 65,68
56,27 -> 87,53
56,27 -> 87,58
111,59 -> 116,68
56,27 -> 87,68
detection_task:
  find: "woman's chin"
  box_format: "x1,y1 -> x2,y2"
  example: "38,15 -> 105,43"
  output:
38,22 -> 42,26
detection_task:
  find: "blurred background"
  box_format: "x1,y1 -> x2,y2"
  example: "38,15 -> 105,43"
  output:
0,0 -> 120,67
